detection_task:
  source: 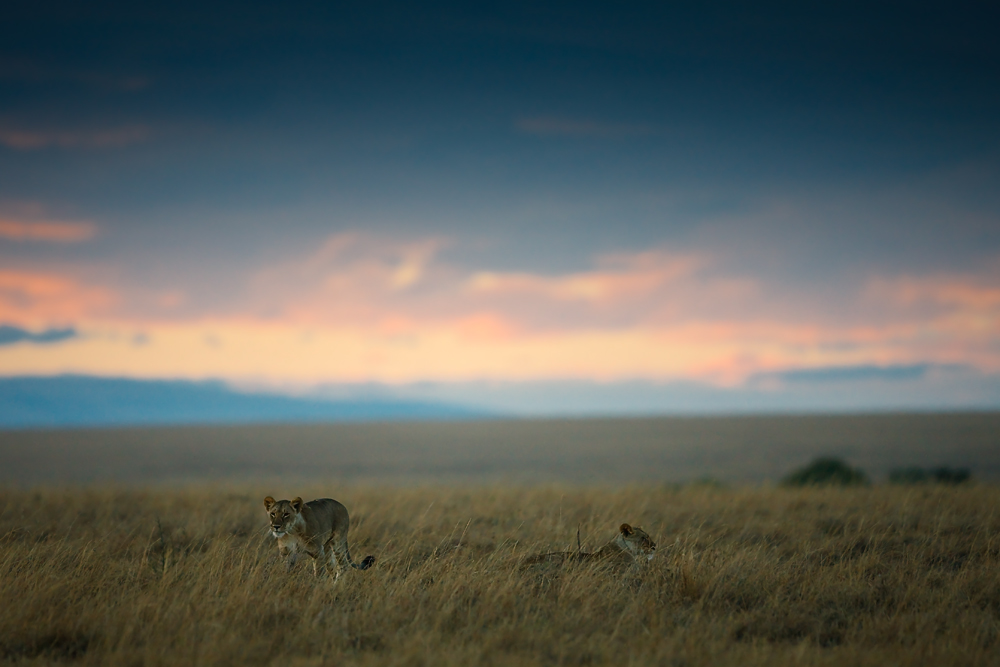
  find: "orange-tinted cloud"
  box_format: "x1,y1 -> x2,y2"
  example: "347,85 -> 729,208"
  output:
468,251 -> 700,303
0,314 -> 976,386
0,270 -> 116,326
248,233 -> 457,325
0,219 -> 96,242
247,238 -> 751,333
202,238 -> 1000,382
862,271 -> 1000,372
869,272 -> 1000,312
2,234 -> 999,387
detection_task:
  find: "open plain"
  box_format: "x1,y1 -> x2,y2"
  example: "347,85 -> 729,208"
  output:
2,413 -> 999,486
1,414 -> 999,665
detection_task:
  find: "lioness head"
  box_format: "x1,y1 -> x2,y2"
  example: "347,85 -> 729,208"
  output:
263,496 -> 304,537
618,523 -> 657,561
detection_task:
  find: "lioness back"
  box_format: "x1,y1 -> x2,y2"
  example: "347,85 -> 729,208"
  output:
304,498 -> 350,534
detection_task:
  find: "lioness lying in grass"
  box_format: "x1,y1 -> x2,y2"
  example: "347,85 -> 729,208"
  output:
522,523 -> 657,567
264,496 -> 375,579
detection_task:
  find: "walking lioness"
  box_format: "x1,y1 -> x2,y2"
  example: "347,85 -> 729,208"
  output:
263,496 -> 375,578
522,523 -> 656,567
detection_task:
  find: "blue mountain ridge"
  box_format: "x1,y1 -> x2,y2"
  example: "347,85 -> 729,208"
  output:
0,375 -> 486,429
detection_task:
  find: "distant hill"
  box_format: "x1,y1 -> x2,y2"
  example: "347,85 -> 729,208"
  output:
0,375 -> 485,428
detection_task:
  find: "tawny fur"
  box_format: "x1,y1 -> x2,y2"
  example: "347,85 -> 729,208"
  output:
264,496 -> 375,579
521,523 -> 656,567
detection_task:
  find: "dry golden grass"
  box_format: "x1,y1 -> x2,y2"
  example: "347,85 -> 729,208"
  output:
2,483 -> 999,666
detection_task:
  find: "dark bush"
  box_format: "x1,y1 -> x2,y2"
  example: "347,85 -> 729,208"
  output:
931,467 -> 971,484
888,467 -> 929,484
781,457 -> 869,487
888,466 -> 971,485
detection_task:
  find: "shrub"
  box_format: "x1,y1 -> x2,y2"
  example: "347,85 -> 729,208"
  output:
781,457 -> 869,487
888,466 -> 971,485
888,467 -> 930,484
931,466 -> 971,484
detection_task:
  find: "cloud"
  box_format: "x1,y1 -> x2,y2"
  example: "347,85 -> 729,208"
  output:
2,233 -> 999,391
245,237 -> 734,334
461,250 -> 762,331
153,237 -> 995,385
0,219 -> 96,242
0,316 -> 972,387
247,233 -> 456,325
868,271 -> 1000,312
0,270 -> 116,326
856,266 -> 1000,372
0,58 -> 150,91
0,325 -> 76,346
0,124 -> 149,150
515,116 -> 654,138
468,251 -> 701,304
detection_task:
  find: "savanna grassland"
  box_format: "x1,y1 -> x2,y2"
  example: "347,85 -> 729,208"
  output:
2,483 -> 1000,666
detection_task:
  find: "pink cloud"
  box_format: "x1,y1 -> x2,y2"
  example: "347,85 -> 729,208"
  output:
248,233 -> 457,325
244,237 -> 726,334
468,251 -> 700,303
0,270 -> 116,326
0,219 -> 96,242
4,233 -> 1000,386
869,272 -> 1000,312
462,250 -> 762,330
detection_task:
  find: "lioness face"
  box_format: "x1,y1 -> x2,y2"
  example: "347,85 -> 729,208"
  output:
263,496 -> 304,538
619,523 -> 657,561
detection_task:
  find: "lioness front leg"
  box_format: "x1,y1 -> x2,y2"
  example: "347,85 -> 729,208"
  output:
279,545 -> 299,572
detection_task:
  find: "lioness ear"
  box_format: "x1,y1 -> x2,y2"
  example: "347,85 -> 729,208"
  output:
264,496 -> 275,510
620,523 -> 634,536
291,497 -> 304,513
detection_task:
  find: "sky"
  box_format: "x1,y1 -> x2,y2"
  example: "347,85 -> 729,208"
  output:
2,0 -> 1000,415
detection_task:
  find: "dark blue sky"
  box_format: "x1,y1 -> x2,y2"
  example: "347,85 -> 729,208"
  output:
5,1 -> 998,219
